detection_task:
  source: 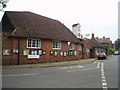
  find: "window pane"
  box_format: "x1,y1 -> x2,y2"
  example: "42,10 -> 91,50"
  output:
32,40 -> 35,47
37,40 -> 39,47
36,40 -> 40,48
53,42 -> 55,48
70,43 -> 75,50
55,42 -> 58,48
58,42 -> 60,48
28,39 -> 31,47
53,41 -> 61,49
35,40 -> 37,47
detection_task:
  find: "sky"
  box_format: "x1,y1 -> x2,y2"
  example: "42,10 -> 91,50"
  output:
0,0 -> 119,43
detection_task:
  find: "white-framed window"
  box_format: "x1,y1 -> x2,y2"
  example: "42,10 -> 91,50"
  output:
69,43 -> 75,50
27,38 -> 40,48
52,41 -> 61,49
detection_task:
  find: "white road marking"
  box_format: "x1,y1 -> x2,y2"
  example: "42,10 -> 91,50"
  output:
66,62 -> 100,72
103,86 -> 108,90
102,79 -> 106,82
101,73 -> 105,77
67,67 -> 98,72
77,66 -> 84,68
103,86 -> 107,88
94,61 -> 97,63
101,63 -> 104,68
102,82 -> 107,86
102,76 -> 106,79
2,73 -> 41,77
101,68 -> 104,72
97,62 -> 100,68
100,62 -> 108,90
59,66 -> 84,69
101,71 -> 104,74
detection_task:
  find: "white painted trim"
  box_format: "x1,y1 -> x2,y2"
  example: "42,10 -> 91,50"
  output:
69,43 -> 75,50
27,38 -> 41,49
52,41 -> 61,50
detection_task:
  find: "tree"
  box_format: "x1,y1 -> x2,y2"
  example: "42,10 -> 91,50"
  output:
108,48 -> 115,54
115,39 -> 120,50
0,0 -> 9,11
103,45 -> 109,54
103,45 -> 115,55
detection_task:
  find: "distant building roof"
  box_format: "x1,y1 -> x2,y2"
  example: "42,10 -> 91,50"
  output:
72,23 -> 80,27
98,37 -> 112,44
88,39 -> 104,48
2,11 -> 82,44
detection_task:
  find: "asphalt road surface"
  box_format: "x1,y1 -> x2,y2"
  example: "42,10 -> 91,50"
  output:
2,55 -> 119,89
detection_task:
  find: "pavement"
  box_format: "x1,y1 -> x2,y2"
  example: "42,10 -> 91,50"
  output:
2,58 -> 97,69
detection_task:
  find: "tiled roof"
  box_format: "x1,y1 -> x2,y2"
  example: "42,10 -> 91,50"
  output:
88,39 -> 104,48
72,23 -> 79,27
2,11 -> 82,44
98,38 -> 111,43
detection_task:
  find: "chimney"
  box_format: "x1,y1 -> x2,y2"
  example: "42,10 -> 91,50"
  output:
91,33 -> 95,40
96,37 -> 98,39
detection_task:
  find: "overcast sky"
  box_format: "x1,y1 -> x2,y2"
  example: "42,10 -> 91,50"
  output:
0,0 -> 119,42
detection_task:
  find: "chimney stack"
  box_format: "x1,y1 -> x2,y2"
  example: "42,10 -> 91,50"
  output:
96,37 -> 98,39
91,33 -> 95,40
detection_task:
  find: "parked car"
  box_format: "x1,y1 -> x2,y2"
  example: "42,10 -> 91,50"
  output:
97,53 -> 107,60
114,51 -> 119,55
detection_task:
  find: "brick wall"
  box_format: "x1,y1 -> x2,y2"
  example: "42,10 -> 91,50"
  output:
2,37 -> 83,65
2,34 -> 12,65
82,39 -> 91,59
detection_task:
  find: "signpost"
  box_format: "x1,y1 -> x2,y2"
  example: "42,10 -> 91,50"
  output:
67,41 -> 71,70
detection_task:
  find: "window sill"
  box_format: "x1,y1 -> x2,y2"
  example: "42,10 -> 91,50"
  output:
27,47 -> 41,49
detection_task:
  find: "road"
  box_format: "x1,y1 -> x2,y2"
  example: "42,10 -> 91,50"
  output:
2,55 -> 119,89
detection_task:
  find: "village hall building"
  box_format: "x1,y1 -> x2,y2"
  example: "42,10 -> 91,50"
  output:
2,11 -> 83,65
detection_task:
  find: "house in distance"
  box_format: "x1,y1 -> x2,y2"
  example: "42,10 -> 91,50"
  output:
71,23 -> 105,59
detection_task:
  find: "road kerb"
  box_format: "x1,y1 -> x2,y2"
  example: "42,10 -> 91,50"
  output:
2,58 -> 97,69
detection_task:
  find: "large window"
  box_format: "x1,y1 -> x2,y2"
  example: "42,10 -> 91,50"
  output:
52,41 -> 61,49
69,43 -> 75,50
27,39 -> 40,48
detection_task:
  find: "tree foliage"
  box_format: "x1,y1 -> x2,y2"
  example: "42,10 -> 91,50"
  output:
0,0 -> 9,11
103,45 -> 109,52
103,45 -> 115,54
115,39 -> 120,50
108,48 -> 115,54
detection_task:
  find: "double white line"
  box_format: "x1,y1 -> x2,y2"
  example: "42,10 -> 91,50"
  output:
97,62 -> 108,89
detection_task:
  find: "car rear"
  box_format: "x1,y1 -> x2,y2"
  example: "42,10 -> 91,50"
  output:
97,53 -> 107,60
114,51 -> 119,55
